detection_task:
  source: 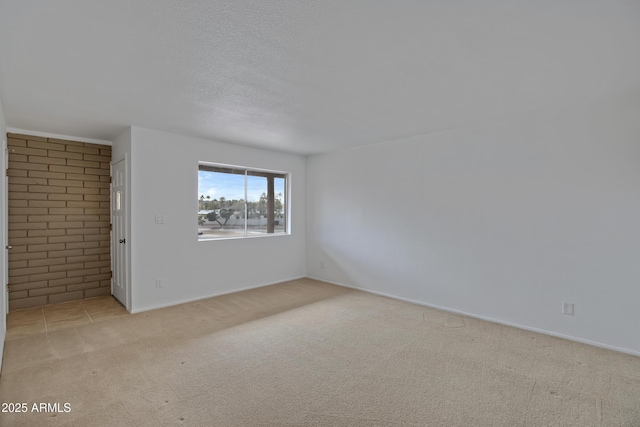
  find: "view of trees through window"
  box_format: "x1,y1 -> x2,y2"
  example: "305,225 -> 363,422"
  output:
198,164 -> 287,239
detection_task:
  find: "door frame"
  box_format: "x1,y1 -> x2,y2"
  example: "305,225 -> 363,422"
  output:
111,156 -> 131,311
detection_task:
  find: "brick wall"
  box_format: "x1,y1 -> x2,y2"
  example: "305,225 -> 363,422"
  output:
7,133 -> 112,310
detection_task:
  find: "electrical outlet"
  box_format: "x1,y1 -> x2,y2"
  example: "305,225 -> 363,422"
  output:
562,302 -> 574,316
155,279 -> 163,289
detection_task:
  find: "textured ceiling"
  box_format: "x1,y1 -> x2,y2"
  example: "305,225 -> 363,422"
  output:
0,1 -> 639,154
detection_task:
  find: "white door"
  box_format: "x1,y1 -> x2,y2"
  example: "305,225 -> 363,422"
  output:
111,159 -> 128,309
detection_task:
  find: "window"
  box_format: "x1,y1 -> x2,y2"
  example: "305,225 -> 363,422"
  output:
198,163 -> 288,239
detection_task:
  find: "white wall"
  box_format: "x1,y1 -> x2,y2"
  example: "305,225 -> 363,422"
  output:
0,98 -> 7,372
306,98 -> 640,355
119,127 -> 306,312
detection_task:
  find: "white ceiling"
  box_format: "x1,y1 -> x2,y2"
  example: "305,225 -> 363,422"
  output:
1,1 -> 639,155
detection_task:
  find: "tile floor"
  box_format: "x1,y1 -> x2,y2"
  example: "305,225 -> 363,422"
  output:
6,296 -> 128,339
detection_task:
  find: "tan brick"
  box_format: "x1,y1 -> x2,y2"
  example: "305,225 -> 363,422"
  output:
85,168 -> 110,176
84,221 -> 109,228
29,215 -> 65,222
27,229 -> 65,237
10,146 -> 48,156
84,234 -> 110,242
66,228 -> 100,235
49,291 -> 84,304
99,279 -> 111,287
9,266 -> 48,277
9,207 -> 48,215
100,202 -> 110,208
86,273 -> 112,281
10,215 -> 28,223
8,133 -> 46,141
47,235 -> 84,244
85,208 -> 109,215
67,201 -> 100,208
9,252 -> 48,261
9,281 -> 48,292
10,290 -> 30,299
67,255 -> 100,263
67,282 -> 100,292
28,243 -> 65,252
7,275 -> 29,284
28,170 -> 66,179
84,247 -> 110,256
66,241 -> 99,250
29,286 -> 67,297
66,145 -> 99,155
8,169 -> 28,177
85,260 -> 111,269
83,154 -> 111,163
10,260 -> 28,269
91,143 -> 111,150
29,185 -> 66,194
28,257 -> 66,267
30,271 -> 67,281
48,138 -> 83,145
49,207 -> 83,215
48,179 -> 84,188
83,181 -> 109,188
48,193 -> 83,201
30,200 -> 66,208
9,236 -> 48,246
10,296 -> 48,310
67,159 -> 99,168
48,150 -> 83,160
49,263 -> 84,273
10,176 -> 48,185
9,199 -> 29,208
9,153 -> 28,162
49,276 -> 83,287
99,176 -> 111,183
68,173 -> 99,182
66,268 -> 100,278
48,249 -> 83,258
7,137 -> 28,146
67,187 -> 99,195
49,165 -> 84,174
67,214 -> 99,222
84,287 -> 111,298
10,192 -> 48,201
9,183 -> 28,192
84,194 -> 109,202
27,140 -> 65,151
9,161 -> 49,172
28,155 -> 66,165
99,148 -> 111,155
48,221 -> 84,229
9,221 -> 47,230
9,230 -> 27,238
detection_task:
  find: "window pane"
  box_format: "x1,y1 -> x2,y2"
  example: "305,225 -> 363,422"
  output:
198,170 -> 246,239
247,175 -> 268,235
198,163 -> 288,239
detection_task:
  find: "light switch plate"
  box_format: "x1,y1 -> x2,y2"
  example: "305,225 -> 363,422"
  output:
155,214 -> 165,224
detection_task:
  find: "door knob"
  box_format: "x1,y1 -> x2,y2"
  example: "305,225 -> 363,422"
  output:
5,245 -> 11,249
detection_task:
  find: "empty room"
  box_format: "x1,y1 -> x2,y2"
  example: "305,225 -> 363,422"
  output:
0,1 -> 639,426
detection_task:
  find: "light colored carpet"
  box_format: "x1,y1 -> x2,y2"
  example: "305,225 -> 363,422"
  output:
1,278 -> 639,426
